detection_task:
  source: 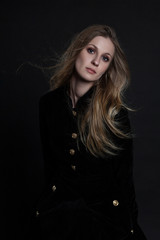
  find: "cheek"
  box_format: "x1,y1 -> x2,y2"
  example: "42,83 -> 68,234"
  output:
98,65 -> 109,77
75,53 -> 86,71
75,58 -> 81,70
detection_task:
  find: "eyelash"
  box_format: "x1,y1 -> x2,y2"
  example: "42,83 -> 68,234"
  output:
102,56 -> 109,62
87,48 -> 95,54
87,48 -> 110,62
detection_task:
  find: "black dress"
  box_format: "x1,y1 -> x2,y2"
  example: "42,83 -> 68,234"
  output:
33,86 -> 147,240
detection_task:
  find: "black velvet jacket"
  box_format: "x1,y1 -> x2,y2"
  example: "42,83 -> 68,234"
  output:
35,86 -> 147,240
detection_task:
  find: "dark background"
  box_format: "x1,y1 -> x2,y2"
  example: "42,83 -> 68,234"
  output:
1,1 -> 160,239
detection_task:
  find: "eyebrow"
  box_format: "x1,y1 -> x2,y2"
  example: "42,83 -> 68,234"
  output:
88,43 -> 113,58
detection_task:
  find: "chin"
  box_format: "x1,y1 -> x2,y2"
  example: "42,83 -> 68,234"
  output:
76,71 -> 97,83
82,77 -> 97,83
81,74 -> 97,82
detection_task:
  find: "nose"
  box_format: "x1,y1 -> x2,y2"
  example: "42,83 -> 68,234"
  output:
91,56 -> 100,67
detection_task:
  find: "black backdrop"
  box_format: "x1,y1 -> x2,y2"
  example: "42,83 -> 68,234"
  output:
1,1 -> 160,239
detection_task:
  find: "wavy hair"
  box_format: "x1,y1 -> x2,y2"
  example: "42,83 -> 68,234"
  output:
50,24 -> 131,157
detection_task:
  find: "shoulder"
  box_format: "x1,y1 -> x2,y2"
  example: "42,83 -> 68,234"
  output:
39,86 -> 66,108
114,107 -> 131,133
40,86 -> 65,102
115,106 -> 129,120
115,107 -> 130,124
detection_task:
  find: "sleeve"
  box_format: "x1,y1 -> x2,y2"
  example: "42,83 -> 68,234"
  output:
116,110 -> 147,239
113,108 -> 138,228
39,95 -> 58,186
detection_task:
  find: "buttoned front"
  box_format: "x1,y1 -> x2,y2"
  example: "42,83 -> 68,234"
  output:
72,110 -> 77,116
52,185 -> 56,192
36,210 -> 40,217
72,133 -> 78,139
113,200 -> 119,207
69,149 -> 75,155
37,86 -> 147,240
71,165 -> 76,171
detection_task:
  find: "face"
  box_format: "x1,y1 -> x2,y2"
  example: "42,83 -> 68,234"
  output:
75,36 -> 115,83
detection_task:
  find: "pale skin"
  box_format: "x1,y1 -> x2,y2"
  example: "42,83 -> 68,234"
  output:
70,36 -> 115,108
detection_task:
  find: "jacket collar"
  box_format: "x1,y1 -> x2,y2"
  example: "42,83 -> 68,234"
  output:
64,84 -> 96,111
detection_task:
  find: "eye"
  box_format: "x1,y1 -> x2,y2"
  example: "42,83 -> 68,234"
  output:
102,56 -> 109,62
87,48 -> 95,54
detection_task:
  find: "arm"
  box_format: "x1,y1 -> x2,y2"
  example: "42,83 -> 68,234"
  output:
113,108 -> 147,239
39,95 -> 58,186
113,108 -> 138,228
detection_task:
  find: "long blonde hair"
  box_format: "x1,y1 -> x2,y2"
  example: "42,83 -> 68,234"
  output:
50,24 -> 131,157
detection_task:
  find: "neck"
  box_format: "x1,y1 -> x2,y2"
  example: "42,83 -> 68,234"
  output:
69,73 -> 94,108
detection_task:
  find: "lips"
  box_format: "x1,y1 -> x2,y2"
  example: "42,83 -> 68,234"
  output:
86,67 -> 96,74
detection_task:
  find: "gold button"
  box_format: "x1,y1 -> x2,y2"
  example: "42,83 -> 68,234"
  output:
113,200 -> 119,206
72,110 -> 77,116
36,210 -> 40,217
69,149 -> 75,155
71,165 -> 76,171
131,229 -> 134,234
72,133 -> 78,139
52,185 -> 56,192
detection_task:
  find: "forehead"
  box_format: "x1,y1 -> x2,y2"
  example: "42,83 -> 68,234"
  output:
88,36 -> 115,55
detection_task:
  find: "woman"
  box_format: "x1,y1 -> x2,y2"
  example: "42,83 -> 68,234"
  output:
34,25 -> 147,239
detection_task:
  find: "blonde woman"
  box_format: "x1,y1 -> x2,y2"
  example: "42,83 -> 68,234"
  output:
34,25 -> 147,240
